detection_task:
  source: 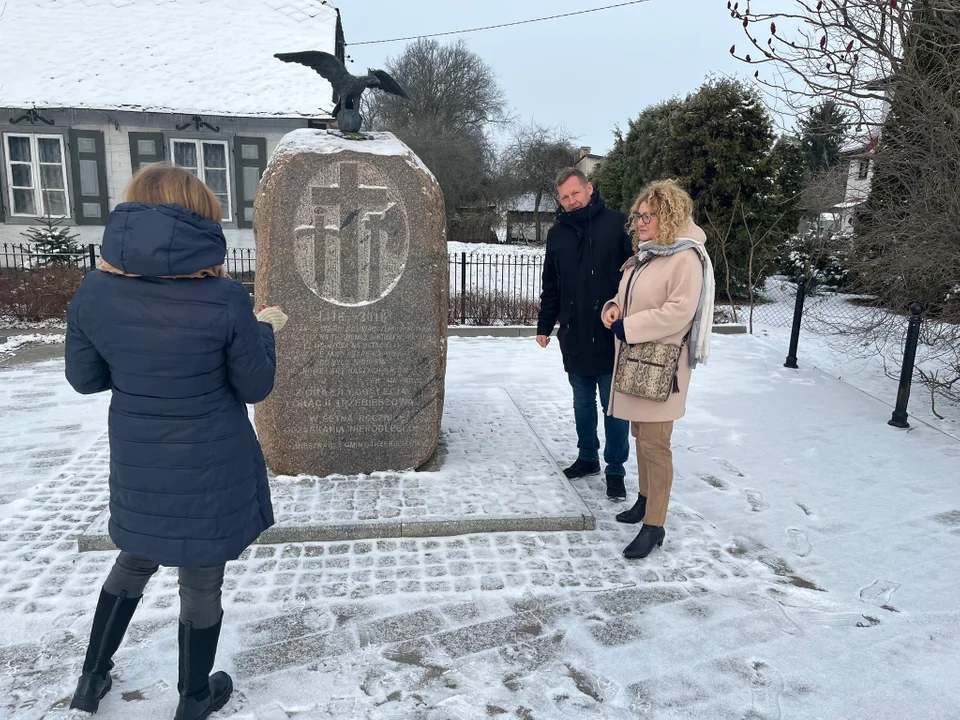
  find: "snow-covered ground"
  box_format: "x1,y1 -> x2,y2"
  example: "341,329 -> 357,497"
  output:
446,242 -> 545,257
717,276 -> 960,432
754,325 -> 960,438
1,335 -> 959,719
0,334 -> 65,358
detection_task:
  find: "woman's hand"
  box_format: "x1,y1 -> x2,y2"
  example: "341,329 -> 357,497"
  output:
255,305 -> 288,333
602,305 -> 620,329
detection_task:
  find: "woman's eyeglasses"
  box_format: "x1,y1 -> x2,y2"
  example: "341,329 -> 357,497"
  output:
636,213 -> 658,225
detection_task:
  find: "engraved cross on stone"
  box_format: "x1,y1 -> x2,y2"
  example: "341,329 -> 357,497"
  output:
312,163 -> 388,303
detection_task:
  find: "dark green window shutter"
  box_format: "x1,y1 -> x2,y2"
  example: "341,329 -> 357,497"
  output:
69,129 -> 110,225
128,132 -> 165,172
234,137 -> 267,229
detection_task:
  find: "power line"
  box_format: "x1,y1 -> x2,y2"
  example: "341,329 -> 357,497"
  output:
347,0 -> 653,47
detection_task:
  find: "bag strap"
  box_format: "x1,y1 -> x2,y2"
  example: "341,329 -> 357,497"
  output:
623,255 -> 653,317
621,254 -> 690,349
620,256 -> 653,346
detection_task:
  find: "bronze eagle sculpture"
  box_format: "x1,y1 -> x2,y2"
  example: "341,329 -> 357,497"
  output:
274,50 -> 409,133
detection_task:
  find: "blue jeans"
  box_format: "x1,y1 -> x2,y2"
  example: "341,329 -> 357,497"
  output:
567,373 -> 629,477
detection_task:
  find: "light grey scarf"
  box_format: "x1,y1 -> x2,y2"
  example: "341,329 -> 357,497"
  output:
629,238 -> 711,368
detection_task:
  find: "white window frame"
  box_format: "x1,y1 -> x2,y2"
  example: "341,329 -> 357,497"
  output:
857,158 -> 871,180
3,133 -> 71,219
169,138 -> 232,222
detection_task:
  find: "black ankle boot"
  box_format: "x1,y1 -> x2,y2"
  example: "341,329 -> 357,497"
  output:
563,458 -> 601,479
175,616 -> 233,720
623,524 -> 665,559
605,474 -> 626,501
615,495 -> 647,524
70,589 -> 141,713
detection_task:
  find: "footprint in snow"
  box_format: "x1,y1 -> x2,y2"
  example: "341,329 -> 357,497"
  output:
749,660 -> 784,720
793,608 -> 881,628
786,528 -> 812,557
859,579 -> 901,607
745,592 -> 800,636
699,474 -> 728,490
714,458 -> 745,477
746,490 -> 770,512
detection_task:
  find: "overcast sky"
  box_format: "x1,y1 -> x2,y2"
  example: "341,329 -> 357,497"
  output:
344,0 -> 797,155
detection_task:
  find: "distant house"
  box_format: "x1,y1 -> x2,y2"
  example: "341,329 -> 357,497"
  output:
821,76 -> 893,235
820,134 -> 880,235
576,146 -> 603,178
0,0 -> 345,249
505,192 -> 556,244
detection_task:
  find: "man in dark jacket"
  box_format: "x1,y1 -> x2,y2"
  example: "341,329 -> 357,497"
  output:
536,168 -> 633,500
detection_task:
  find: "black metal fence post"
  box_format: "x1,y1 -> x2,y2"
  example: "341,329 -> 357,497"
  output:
87,244 -> 97,271
460,251 -> 467,325
783,276 -> 808,369
888,302 -> 925,429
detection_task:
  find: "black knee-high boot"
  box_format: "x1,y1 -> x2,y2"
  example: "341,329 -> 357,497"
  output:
70,589 -> 141,713
175,615 -> 233,720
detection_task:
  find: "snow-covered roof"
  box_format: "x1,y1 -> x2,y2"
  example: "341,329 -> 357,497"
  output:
833,199 -> 866,209
0,0 -> 341,118
841,133 -> 880,156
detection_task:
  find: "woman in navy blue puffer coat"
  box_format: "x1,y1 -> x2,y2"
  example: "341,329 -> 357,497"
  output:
65,166 -> 287,720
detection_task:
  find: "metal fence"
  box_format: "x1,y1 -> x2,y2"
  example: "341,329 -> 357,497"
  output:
1,242 -> 99,272
715,276 -> 878,332
1,244 -> 875,331
1,243 -> 256,287
448,251 -> 544,325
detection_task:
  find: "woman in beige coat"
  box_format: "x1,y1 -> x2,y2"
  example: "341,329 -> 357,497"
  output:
601,179 -> 714,559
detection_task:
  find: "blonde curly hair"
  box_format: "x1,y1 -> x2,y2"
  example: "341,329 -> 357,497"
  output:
627,179 -> 693,251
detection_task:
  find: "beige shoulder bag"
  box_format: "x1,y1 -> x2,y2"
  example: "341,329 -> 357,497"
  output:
613,260 -> 686,402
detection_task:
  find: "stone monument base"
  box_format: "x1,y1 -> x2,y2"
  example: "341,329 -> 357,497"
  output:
78,389 -> 594,550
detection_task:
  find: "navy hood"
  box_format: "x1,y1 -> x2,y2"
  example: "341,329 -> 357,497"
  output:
100,202 -> 227,276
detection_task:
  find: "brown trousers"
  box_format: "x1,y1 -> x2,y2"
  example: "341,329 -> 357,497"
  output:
632,421 -> 675,526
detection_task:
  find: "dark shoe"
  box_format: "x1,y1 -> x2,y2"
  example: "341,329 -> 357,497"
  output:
70,589 -> 141,713
623,524 -> 666,559
563,458 -> 601,479
175,617 -> 233,720
605,474 -> 626,501
615,495 -> 647,524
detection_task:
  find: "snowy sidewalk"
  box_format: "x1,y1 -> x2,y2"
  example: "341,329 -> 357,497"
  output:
1,334 -> 959,719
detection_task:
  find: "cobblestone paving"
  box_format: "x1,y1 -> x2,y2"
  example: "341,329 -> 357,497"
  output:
2,341 -> 958,719
80,388 -> 593,550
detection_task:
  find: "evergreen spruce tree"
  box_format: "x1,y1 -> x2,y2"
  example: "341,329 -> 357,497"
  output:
669,78 -> 790,295
797,101 -> 848,173
592,99 -> 682,215
20,211 -> 82,267
594,78 -> 801,296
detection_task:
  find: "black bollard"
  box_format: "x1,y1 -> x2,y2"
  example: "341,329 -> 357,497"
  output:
784,276 -> 808,369
888,302 -> 925,429
460,251 -> 467,325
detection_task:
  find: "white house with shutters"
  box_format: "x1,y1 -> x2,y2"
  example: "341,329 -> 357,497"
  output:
815,133 -> 880,236
0,0 -> 345,249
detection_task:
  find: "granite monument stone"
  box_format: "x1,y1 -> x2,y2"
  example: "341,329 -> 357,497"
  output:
254,129 -> 447,476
